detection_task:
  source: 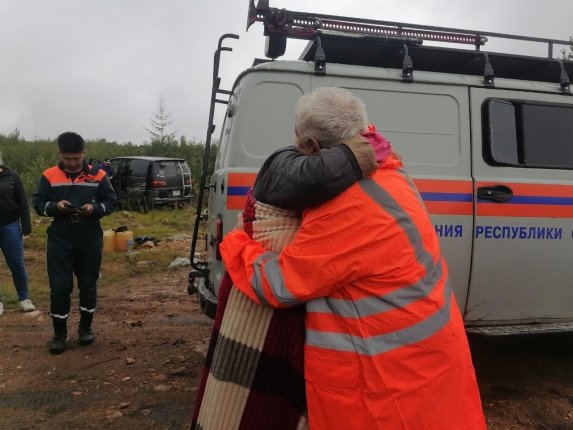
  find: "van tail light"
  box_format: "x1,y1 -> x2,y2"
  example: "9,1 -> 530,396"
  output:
216,214 -> 223,260
184,178 -> 191,185
151,179 -> 167,188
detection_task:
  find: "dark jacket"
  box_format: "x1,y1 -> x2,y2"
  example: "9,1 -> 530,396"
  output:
253,144 -> 362,209
0,166 -> 32,235
32,160 -> 117,223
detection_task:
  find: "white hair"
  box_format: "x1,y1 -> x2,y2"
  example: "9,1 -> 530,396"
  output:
295,87 -> 368,148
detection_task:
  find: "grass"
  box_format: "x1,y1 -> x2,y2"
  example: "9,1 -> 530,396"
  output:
0,205 -> 201,307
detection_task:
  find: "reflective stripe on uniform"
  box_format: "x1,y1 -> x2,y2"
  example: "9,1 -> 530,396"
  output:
306,260 -> 443,318
398,168 -> 427,210
49,312 -> 69,320
250,252 -> 273,306
79,306 -> 95,313
308,177 -> 442,318
51,182 -> 100,188
250,251 -> 301,306
359,178 -> 435,274
305,177 -> 452,354
306,280 -> 453,355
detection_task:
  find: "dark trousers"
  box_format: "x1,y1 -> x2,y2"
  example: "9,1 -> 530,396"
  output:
47,222 -> 102,320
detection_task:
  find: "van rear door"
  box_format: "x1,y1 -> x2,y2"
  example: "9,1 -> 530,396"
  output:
467,88 -> 573,323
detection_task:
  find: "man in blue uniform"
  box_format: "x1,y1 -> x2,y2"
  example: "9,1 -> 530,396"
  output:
33,132 -> 117,354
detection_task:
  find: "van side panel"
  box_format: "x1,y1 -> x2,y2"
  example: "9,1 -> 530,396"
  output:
207,72 -> 310,294
311,76 -> 473,311
208,70 -> 473,312
467,88 -> 573,323
225,76 -> 309,168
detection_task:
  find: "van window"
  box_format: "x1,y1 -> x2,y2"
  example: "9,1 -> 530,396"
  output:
216,114 -> 233,171
485,99 -> 573,169
232,81 -> 303,167
485,100 -> 519,165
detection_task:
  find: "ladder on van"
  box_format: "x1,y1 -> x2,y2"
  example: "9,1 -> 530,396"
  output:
188,33 -> 238,294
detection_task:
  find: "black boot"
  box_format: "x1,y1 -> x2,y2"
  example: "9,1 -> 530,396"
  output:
78,312 -> 95,346
50,318 -> 67,355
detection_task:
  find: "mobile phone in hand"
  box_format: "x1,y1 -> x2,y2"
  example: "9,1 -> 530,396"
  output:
64,203 -> 77,209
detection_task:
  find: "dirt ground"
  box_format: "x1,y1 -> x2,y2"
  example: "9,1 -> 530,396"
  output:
1,245 -> 572,429
0,246 -> 213,430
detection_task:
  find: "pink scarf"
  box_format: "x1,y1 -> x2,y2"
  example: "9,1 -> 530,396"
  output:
362,129 -> 392,165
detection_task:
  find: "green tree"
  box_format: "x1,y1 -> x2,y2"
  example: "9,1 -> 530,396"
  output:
19,156 -> 55,196
0,130 -> 213,197
8,128 -> 22,141
145,96 -> 177,146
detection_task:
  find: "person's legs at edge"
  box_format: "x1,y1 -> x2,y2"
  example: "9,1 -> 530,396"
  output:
0,221 -> 35,311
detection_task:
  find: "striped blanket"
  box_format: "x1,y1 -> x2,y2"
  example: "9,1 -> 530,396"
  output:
191,192 -> 307,430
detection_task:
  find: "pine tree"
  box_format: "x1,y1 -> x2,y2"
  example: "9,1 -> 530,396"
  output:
146,96 -> 177,145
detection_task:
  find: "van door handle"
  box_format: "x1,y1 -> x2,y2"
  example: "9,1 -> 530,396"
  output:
477,185 -> 513,202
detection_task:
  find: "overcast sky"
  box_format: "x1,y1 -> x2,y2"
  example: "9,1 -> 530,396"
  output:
1,0 -> 572,144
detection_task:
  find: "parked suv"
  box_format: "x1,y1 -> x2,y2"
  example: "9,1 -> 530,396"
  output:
110,156 -> 192,211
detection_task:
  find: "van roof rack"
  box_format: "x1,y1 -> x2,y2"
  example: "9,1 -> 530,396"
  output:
247,0 -> 486,53
247,0 -> 573,91
247,0 -> 572,58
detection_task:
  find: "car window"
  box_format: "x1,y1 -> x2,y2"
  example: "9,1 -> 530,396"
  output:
110,159 -> 122,171
154,161 -> 181,178
128,159 -> 151,176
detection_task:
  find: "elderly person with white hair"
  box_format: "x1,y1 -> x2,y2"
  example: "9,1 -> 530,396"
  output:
220,86 -> 486,430
192,87 -> 380,430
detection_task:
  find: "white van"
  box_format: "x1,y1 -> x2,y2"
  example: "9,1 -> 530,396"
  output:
189,1 -> 573,334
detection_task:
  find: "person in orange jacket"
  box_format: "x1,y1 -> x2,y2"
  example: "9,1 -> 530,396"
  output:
220,86 -> 486,430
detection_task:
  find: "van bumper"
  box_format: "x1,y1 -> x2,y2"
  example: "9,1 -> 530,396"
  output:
197,279 -> 218,319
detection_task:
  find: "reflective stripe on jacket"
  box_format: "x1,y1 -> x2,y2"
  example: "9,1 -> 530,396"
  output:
220,155 -> 486,430
32,162 -> 117,221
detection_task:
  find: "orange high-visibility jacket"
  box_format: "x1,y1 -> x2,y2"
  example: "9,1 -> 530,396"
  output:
221,156 -> 486,430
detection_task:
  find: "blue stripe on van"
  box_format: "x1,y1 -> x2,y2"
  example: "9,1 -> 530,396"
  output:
228,189 -> 475,202
420,192 -> 473,202
227,186 -> 251,196
482,195 -> 573,206
424,193 -> 573,205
